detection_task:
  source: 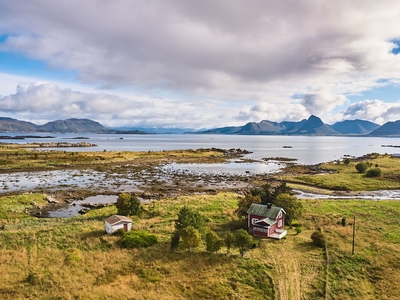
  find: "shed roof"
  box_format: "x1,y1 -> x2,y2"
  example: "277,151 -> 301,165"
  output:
247,203 -> 285,219
105,215 -> 132,225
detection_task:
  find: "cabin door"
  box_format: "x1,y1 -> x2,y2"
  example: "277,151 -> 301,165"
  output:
123,224 -> 128,232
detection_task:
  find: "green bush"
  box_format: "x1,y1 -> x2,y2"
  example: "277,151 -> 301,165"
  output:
121,230 -> 157,248
366,168 -> 382,177
355,162 -> 368,173
295,227 -> 302,235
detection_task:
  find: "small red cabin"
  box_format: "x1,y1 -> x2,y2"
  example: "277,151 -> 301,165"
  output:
247,203 -> 287,239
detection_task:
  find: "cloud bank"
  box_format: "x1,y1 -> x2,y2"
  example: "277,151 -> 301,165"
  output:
1,1 -> 400,127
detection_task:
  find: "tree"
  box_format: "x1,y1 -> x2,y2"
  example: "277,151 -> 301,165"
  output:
258,184 -> 274,205
116,193 -> 141,216
343,158 -> 351,165
181,226 -> 201,252
175,206 -> 206,234
355,162 -> 368,173
366,168 -> 382,177
271,182 -> 293,201
205,230 -> 222,253
234,229 -> 254,258
235,192 -> 261,219
223,231 -> 235,253
274,193 -> 303,226
170,232 -> 180,252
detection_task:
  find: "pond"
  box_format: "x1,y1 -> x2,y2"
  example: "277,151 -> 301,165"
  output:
48,195 -> 118,218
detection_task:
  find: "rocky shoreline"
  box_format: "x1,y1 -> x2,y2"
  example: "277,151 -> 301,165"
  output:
27,141 -> 97,147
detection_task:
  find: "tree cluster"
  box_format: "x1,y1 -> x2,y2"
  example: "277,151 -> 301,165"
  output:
355,162 -> 382,177
235,181 -> 303,226
171,206 -> 254,257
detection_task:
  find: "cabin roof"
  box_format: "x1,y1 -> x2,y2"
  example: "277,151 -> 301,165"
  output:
105,215 -> 132,225
247,203 -> 285,218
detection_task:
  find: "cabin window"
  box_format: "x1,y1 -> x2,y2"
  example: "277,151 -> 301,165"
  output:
278,220 -> 283,227
278,211 -> 282,218
252,218 -> 258,225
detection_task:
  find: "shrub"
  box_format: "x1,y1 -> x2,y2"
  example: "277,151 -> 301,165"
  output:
366,168 -> 382,177
355,162 -> 368,173
205,230 -> 223,253
121,230 -> 157,248
343,158 -> 351,165
311,231 -> 326,248
341,217 -> 346,227
26,272 -> 38,285
295,227 -> 302,235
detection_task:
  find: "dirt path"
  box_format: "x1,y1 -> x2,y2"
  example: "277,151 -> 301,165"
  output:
259,233 -> 324,300
271,245 -> 301,300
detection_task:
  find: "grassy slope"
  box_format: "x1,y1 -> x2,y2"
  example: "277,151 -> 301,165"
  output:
281,154 -> 400,191
1,193 -> 399,299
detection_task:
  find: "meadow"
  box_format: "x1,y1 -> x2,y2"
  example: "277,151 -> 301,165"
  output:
281,153 -> 400,191
0,191 -> 399,299
0,146 -> 229,171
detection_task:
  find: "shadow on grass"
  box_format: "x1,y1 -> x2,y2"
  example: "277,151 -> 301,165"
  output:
216,218 -> 246,231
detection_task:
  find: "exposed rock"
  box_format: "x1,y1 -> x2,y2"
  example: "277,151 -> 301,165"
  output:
46,196 -> 59,204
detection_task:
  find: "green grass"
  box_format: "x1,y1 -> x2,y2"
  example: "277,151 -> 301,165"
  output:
0,147 -> 227,170
303,199 -> 400,300
0,192 -> 399,299
281,154 -> 400,191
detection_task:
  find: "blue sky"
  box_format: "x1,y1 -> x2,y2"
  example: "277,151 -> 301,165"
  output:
1,1 -> 400,128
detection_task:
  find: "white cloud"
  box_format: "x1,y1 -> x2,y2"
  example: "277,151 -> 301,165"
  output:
0,82 -> 253,128
341,100 -> 400,124
301,91 -> 348,115
1,1 -> 400,126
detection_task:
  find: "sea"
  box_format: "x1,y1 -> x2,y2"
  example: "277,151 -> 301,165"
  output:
5,133 -> 400,165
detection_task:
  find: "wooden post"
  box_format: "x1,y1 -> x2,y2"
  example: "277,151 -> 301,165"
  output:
352,216 -> 356,255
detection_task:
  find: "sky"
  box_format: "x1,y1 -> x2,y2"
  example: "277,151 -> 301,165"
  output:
1,1 -> 400,129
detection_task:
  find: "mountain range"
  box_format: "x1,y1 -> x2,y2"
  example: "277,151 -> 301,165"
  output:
197,115 -> 390,136
1,115 -> 400,136
0,117 -> 146,134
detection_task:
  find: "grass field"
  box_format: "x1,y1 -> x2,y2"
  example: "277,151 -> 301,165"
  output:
0,146 -> 228,170
0,192 -> 399,299
281,154 -> 400,191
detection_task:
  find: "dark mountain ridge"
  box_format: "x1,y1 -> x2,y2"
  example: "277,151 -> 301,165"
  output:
368,120 -> 400,136
38,118 -> 109,133
196,116 -> 384,136
1,116 -> 399,136
331,119 -> 380,135
0,117 -> 146,134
